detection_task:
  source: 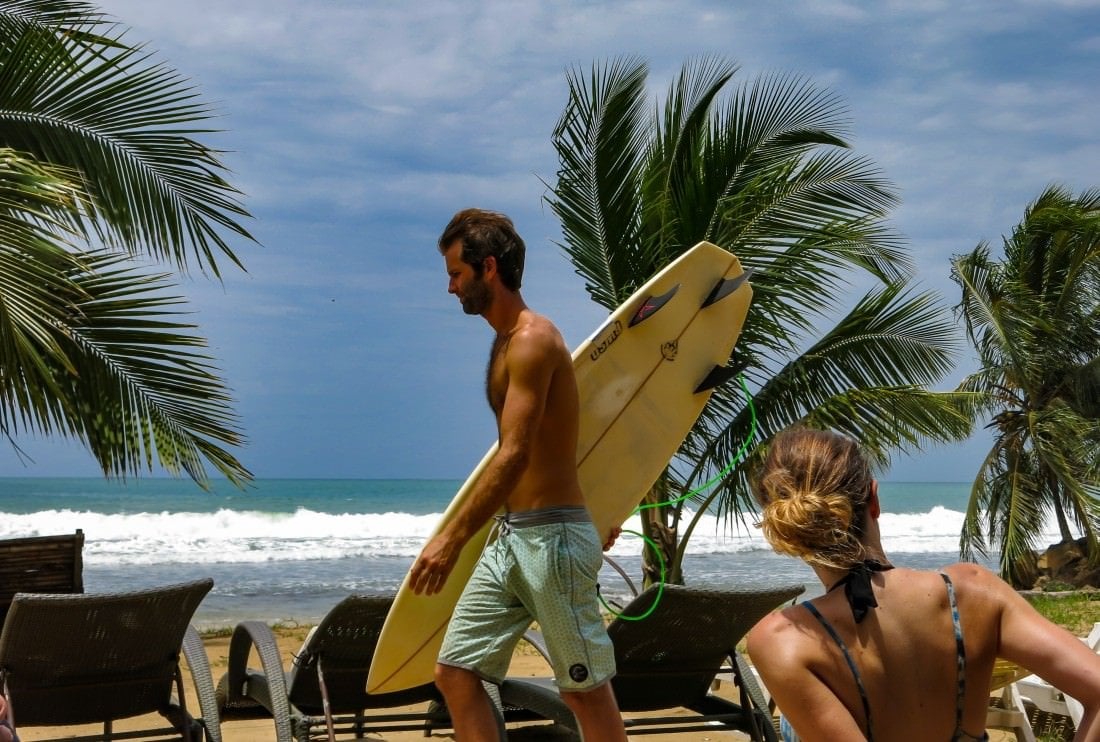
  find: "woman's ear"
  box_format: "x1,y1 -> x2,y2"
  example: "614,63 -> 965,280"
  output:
869,480 -> 881,519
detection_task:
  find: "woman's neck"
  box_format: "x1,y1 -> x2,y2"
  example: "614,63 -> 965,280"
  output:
811,543 -> 891,589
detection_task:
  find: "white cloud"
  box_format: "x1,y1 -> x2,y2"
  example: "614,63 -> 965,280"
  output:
7,0 -> 1096,481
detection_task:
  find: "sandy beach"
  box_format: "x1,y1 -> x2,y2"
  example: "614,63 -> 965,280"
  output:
14,623 -> 1026,741
15,624 -> 756,740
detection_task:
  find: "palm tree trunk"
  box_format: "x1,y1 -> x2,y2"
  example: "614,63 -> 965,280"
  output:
1053,498 -> 1075,543
1046,472 -> 1076,543
640,478 -> 681,587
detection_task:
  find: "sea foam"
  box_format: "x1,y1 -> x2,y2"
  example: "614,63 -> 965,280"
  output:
0,504 -> 1069,566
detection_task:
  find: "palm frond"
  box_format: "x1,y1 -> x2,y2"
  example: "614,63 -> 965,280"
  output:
677,284 -> 966,528
548,56 -> 650,307
49,251 -> 250,486
645,55 -> 739,254
0,147 -> 90,432
0,0 -> 117,48
0,4 -> 254,277
1029,404 -> 1100,543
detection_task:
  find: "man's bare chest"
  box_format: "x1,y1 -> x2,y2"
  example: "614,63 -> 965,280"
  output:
485,334 -> 511,415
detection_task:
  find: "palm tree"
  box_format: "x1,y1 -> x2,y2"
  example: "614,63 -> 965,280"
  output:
952,186 -> 1100,586
547,56 -> 976,583
0,1 -> 254,486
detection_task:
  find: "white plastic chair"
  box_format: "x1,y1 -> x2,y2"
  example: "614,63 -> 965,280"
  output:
1014,620 -> 1100,730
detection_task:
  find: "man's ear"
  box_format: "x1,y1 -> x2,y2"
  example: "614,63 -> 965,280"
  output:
482,254 -> 498,280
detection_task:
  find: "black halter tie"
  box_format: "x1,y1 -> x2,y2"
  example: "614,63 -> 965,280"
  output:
828,560 -> 894,623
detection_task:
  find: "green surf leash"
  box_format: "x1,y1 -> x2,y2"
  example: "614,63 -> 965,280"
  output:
597,373 -> 758,620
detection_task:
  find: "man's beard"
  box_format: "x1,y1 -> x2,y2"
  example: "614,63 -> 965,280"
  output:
461,277 -> 491,315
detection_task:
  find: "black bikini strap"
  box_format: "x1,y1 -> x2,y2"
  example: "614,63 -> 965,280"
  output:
828,560 -> 893,624
803,601 -> 874,742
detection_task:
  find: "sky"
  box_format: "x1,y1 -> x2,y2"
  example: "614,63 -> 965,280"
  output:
2,0 -> 1098,483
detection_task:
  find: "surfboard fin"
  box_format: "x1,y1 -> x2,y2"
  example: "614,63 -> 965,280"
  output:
629,284 -> 679,327
694,364 -> 740,393
701,269 -> 753,308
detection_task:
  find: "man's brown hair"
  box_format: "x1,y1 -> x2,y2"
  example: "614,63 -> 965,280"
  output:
438,208 -> 525,291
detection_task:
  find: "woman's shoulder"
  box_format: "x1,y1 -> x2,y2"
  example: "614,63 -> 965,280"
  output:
939,561 -> 1012,594
747,600 -> 819,666
935,562 -> 1024,630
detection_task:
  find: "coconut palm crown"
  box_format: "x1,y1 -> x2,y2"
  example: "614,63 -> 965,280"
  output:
953,185 -> 1100,585
547,56 -> 976,582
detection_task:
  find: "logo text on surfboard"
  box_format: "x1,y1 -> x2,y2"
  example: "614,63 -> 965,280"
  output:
589,320 -> 623,361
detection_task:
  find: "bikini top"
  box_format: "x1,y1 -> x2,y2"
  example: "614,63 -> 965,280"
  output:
801,568 -> 988,742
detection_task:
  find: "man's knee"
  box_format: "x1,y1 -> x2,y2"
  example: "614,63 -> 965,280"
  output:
434,662 -> 481,696
560,682 -> 618,711
561,684 -> 625,740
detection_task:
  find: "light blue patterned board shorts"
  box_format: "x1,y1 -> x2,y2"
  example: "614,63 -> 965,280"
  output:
437,506 -> 616,691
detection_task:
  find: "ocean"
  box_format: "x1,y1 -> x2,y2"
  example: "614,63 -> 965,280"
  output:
0,477 -> 1027,629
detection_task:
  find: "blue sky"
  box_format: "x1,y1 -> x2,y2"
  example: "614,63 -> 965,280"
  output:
2,0 -> 1098,483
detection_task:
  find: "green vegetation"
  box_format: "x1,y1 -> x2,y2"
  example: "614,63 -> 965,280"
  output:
952,187 -> 1100,586
1026,590 -> 1100,638
548,55 -> 976,583
198,626 -> 234,640
0,1 -> 254,487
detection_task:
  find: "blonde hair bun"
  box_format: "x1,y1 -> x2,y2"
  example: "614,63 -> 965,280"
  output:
755,428 -> 873,568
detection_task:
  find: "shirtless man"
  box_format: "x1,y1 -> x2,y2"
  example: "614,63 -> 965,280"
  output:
409,208 -> 626,741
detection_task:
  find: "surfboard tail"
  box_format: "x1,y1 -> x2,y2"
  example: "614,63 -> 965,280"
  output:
694,364 -> 741,394
701,268 -> 753,308
628,283 -> 680,327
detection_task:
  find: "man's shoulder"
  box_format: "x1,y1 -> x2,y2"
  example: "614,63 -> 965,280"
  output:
510,313 -> 568,356
521,310 -> 564,335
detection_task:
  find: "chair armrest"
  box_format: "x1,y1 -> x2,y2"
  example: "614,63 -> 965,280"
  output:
182,625 -> 223,742
225,620 -> 294,742
602,554 -> 639,597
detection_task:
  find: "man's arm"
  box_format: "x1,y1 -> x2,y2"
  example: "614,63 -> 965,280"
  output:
409,326 -> 554,595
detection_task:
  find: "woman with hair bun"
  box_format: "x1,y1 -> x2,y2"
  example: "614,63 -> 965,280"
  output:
746,427 -> 1100,742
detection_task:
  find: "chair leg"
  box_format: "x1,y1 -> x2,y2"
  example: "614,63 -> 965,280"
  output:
316,657 -> 336,742
987,683 -> 1037,742
734,653 -> 779,742
481,681 -> 509,740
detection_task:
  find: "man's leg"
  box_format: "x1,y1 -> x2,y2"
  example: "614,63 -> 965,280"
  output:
435,663 -> 502,741
560,683 -> 627,741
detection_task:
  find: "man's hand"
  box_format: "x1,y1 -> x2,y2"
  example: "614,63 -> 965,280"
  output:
409,533 -> 461,595
603,526 -> 622,551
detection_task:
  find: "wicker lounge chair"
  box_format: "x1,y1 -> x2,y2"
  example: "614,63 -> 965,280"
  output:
217,594 -> 467,741
0,530 -> 84,627
0,577 -> 220,742
498,581 -> 805,741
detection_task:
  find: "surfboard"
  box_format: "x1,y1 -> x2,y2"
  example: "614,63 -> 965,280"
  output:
366,240 -> 752,694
